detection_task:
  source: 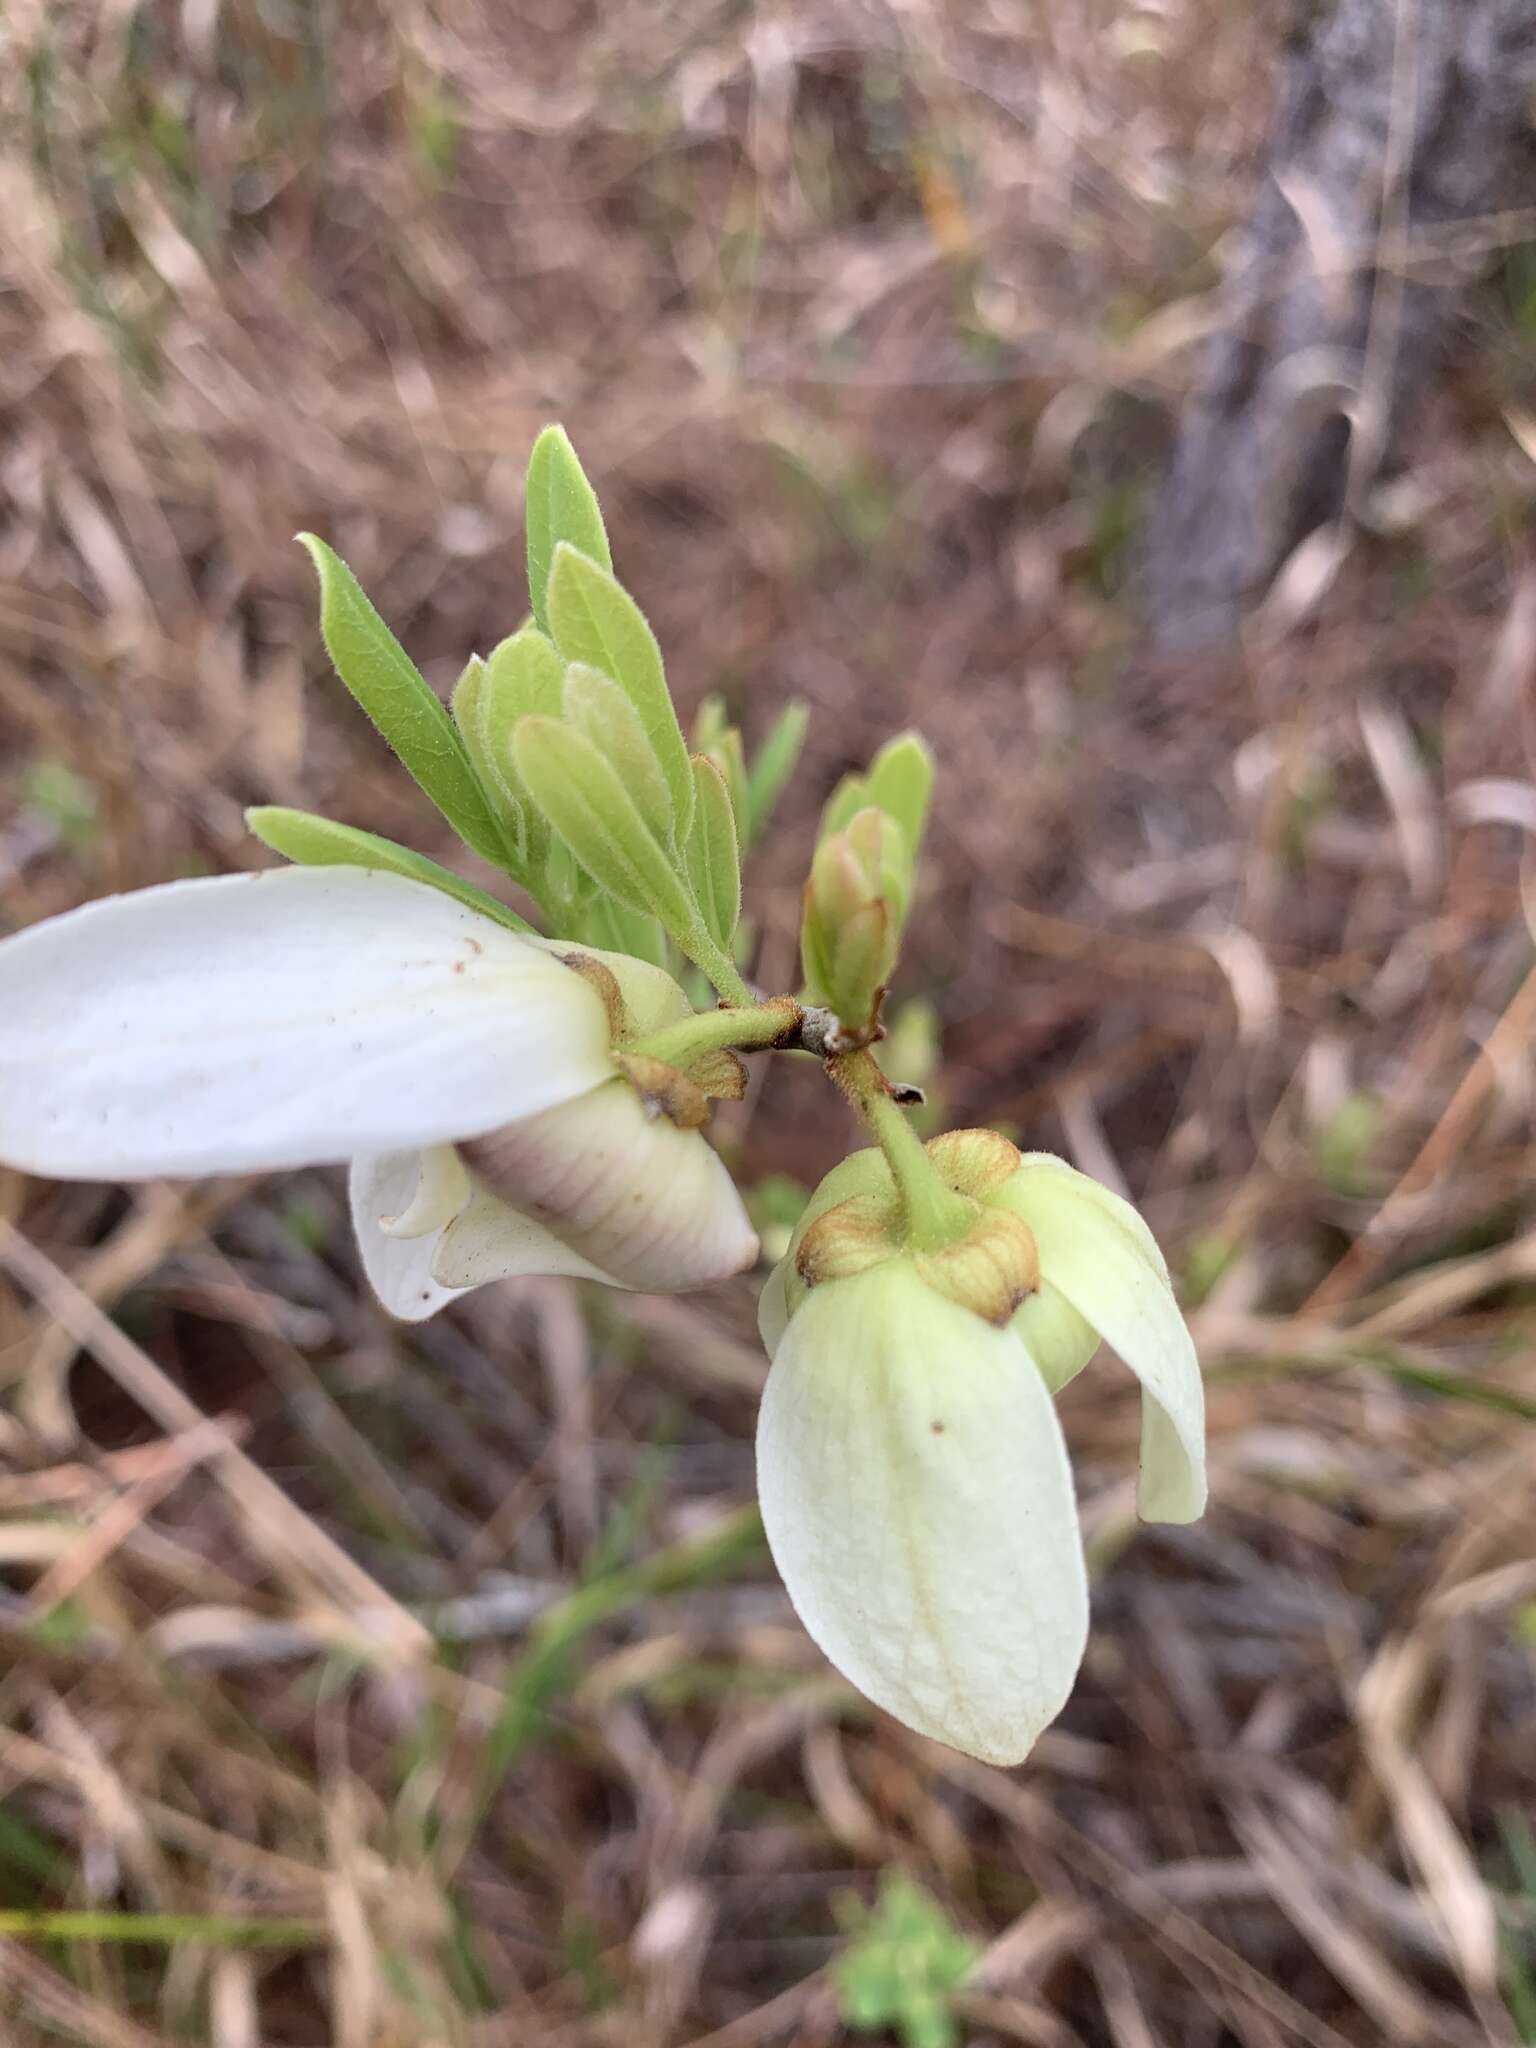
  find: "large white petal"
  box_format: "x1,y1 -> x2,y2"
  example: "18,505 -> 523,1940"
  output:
997,1162 -> 1205,1523
350,1150 -> 615,1322
757,1263 -> 1089,1766
0,867 -> 615,1178
461,1078 -> 758,1291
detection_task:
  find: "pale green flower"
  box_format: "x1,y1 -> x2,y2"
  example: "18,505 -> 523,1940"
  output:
0,865 -> 757,1314
756,1133 -> 1205,1764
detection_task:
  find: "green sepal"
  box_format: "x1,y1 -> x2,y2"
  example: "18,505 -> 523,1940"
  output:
512,716 -> 697,939
868,731 -> 934,868
746,701 -> 809,844
562,662 -> 674,850
524,425 -> 612,636
545,542 -> 693,843
245,806 -> 535,933
684,755 -> 742,951
296,535 -> 507,869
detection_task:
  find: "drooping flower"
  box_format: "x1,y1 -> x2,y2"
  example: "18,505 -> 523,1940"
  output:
755,1130 -> 1205,1765
0,865 -> 758,1314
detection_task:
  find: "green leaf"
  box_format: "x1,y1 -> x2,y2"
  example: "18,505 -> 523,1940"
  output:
461,626 -> 569,878
868,731 -> 933,867
450,655 -> 525,867
822,771 -> 870,838
246,807 -> 534,933
684,756 -> 741,951
512,718 -> 697,939
746,701 -> 809,844
545,542 -> 693,842
692,693 -> 730,756
297,535 -> 506,867
708,730 -> 749,846
525,425 -> 611,635
562,663 -> 674,849
833,1875 -> 977,2048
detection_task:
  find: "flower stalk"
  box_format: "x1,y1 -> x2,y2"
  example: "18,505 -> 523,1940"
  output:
828,1049 -> 975,1252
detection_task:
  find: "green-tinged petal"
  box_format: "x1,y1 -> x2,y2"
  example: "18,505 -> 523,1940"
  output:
0,868 -> 612,1179
757,1263 -> 1089,1765
994,1159 -> 1204,1522
1011,1281 -> 1101,1395
526,938 -> 692,1039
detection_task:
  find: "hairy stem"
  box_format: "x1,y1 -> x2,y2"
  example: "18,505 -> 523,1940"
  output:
631,999 -> 801,1067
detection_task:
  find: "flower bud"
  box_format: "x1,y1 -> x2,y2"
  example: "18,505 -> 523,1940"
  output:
799,806 -> 909,1038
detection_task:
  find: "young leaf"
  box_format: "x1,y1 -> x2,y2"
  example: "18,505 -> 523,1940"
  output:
821,771 -> 870,839
545,542 -> 693,842
713,729 -> 750,847
747,701 -> 809,844
512,717 -> 697,938
468,626 -> 569,875
562,663 -> 674,850
868,731 -> 934,866
296,535 -> 506,868
684,756 -> 741,951
484,624 -> 566,723
246,807 -> 534,932
451,655 -> 526,867
525,425 -> 612,635
692,693 -> 731,756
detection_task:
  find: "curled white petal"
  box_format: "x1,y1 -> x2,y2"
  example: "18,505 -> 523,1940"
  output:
998,1159 -> 1205,1523
351,1152 -> 466,1322
1011,1280 -> 1101,1395
464,1078 -> 758,1291
351,1150 -> 616,1321
0,868 -> 615,1179
757,1263 -> 1090,1766
380,1143 -> 470,1239
431,1179 -> 615,1291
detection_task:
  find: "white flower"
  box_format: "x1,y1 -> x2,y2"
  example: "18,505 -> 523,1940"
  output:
755,1135 -> 1205,1765
0,865 -> 758,1315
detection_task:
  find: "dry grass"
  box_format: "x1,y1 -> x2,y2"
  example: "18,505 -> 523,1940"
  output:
1,3 -> 1534,2044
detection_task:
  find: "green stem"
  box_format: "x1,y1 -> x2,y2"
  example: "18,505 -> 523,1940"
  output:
830,1049 -> 975,1251
0,1910 -> 328,1948
630,1000 -> 798,1068
679,920 -> 755,1007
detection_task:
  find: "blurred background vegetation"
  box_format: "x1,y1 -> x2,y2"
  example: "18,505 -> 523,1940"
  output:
1,2 -> 1535,2043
